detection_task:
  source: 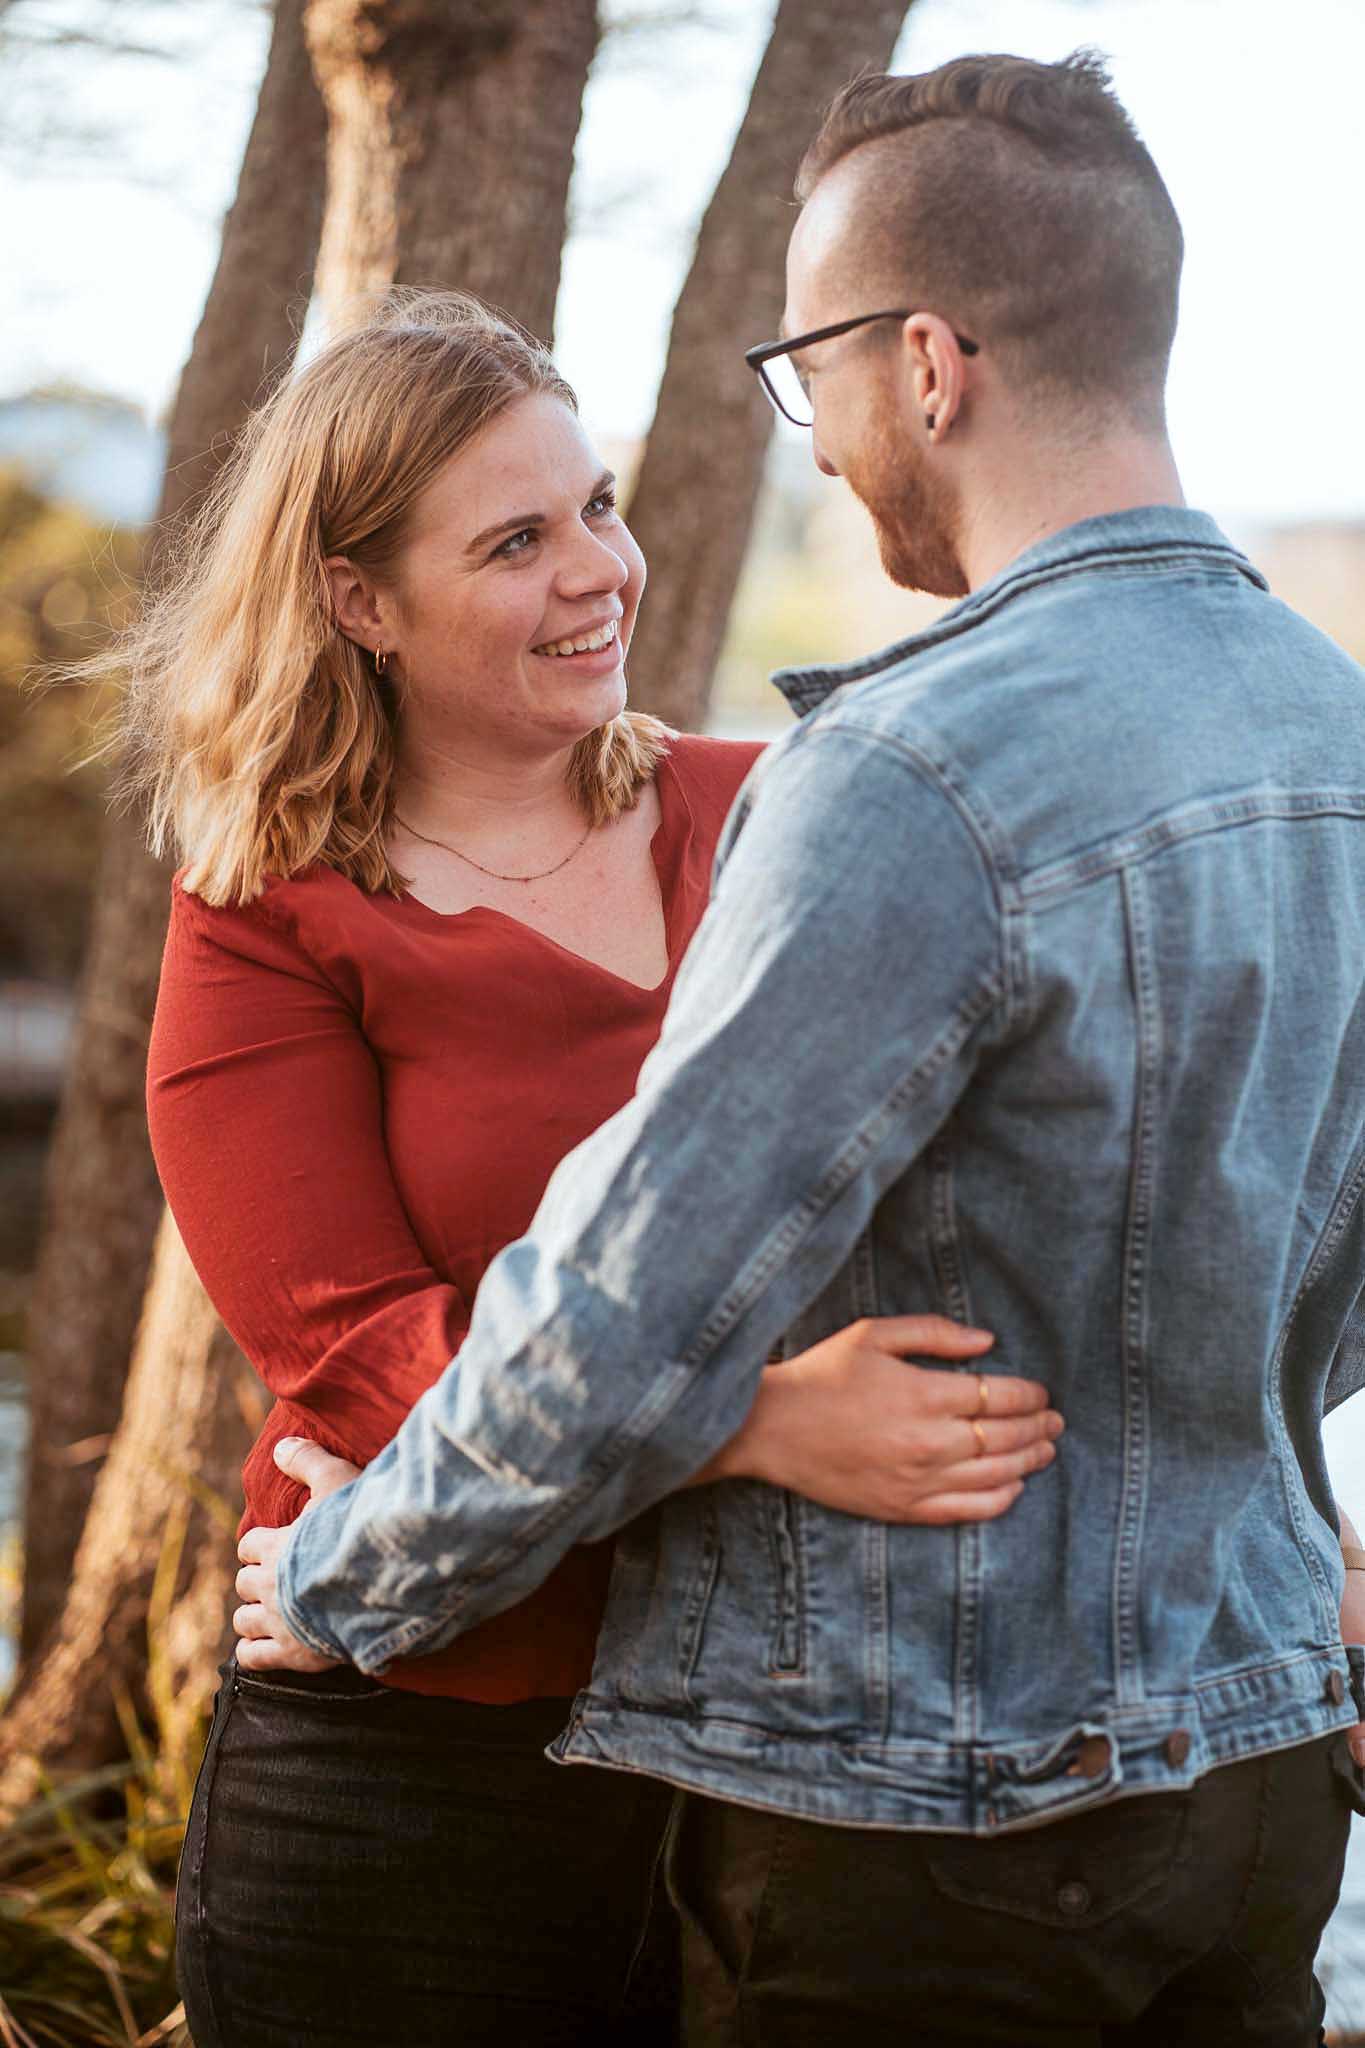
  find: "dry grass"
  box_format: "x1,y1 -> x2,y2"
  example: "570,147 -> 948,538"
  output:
0,1687 -> 198,2047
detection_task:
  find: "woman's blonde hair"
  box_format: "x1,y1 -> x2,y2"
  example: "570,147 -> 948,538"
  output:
113,290 -> 670,905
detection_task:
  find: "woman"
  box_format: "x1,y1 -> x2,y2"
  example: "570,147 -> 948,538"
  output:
135,291 -> 1063,2048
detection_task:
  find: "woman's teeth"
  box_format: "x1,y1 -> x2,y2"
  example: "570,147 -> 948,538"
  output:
534,621 -> 619,658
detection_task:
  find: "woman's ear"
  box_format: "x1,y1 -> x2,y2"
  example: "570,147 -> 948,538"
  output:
324,556 -> 385,654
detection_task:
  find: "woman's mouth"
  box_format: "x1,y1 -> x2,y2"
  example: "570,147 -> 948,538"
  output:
531,618 -> 620,659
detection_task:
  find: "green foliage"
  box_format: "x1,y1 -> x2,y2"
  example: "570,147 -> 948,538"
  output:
0,465 -> 141,981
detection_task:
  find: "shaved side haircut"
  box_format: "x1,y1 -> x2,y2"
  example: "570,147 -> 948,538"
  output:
796,52 -> 1184,429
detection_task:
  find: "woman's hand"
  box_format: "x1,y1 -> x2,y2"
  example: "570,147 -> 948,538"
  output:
233,1438 -> 361,1674
692,1316 -> 1063,1524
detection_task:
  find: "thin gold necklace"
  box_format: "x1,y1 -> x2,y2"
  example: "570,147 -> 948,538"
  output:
394,810 -> 594,885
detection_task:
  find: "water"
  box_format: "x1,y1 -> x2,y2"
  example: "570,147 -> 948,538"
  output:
0,1352 -> 1360,2022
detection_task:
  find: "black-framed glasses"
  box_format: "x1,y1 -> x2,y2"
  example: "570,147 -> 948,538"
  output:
745,309 -> 980,428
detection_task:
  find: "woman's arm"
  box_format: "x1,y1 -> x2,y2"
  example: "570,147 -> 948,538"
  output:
149,883 -> 472,1526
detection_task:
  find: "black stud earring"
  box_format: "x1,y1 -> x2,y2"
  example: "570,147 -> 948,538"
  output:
926,414 -> 937,435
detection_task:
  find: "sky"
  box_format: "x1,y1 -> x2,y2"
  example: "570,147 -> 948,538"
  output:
4,0 -> 1365,528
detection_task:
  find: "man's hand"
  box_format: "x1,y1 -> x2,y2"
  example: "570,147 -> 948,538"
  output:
233,1438 -> 360,1674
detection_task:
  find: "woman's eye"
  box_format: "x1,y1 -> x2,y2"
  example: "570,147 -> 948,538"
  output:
494,528 -> 536,559
585,491 -> 618,518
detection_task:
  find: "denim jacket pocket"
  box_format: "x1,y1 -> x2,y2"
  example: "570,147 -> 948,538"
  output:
765,1490 -> 806,1676
926,1792 -> 1191,1930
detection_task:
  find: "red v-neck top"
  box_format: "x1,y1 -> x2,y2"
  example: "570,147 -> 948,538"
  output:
146,734 -> 765,1702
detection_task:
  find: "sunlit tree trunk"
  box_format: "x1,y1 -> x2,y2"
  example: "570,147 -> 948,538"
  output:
305,0 -> 599,339
624,0 -> 913,731
15,0 -> 328,1672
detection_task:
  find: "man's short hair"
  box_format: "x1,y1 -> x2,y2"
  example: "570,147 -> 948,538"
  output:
796,52 -> 1183,427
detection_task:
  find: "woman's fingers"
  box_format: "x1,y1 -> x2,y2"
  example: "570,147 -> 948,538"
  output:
930,1438 -> 1058,1495
914,1364 -> 1056,1420
860,1315 -> 996,1360
274,1436 -> 361,1501
236,1523 -> 281,1567
233,1600 -> 275,1640
910,1482 -> 1027,1525
970,1410 -> 1065,1456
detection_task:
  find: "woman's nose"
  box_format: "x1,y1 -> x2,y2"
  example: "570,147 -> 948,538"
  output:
558,525 -> 629,596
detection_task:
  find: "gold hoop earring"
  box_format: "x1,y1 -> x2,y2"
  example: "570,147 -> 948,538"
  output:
374,644 -> 387,674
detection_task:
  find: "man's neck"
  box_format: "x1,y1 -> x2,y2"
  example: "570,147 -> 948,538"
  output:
955,435 -> 1186,594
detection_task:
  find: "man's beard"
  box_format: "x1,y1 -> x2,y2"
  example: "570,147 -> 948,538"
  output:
844,427 -> 968,600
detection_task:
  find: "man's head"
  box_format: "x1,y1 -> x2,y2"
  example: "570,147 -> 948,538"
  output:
785,52 -> 1184,594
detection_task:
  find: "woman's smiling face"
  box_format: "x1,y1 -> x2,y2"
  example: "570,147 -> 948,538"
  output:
383,392 -> 646,761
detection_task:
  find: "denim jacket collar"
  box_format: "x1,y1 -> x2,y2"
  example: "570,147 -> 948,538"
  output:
772,504 -> 1269,718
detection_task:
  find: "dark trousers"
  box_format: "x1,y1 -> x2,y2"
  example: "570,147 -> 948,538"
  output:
175,1660 -> 678,2048
667,1733 -> 1357,2047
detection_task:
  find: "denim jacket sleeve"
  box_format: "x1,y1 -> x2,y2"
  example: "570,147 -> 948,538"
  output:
276,718 -> 1011,1672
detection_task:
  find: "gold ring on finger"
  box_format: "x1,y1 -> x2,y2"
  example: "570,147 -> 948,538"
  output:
972,1418 -> 988,1458
976,1375 -> 990,1417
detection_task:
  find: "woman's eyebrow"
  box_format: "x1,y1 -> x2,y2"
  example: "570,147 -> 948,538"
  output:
464,472 -> 617,557
465,508 -> 544,556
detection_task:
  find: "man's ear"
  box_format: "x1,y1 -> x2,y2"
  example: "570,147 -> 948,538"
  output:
901,315 -> 968,443
324,556 -> 384,653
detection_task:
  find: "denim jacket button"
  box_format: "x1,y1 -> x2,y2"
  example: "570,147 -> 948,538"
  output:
1067,1736 -> 1109,1779
1326,1669 -> 1346,1706
1163,1728 -> 1191,1767
1057,1881 -> 1091,1917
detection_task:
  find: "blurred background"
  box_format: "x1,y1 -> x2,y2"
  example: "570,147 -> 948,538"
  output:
1,0 -> 1362,2038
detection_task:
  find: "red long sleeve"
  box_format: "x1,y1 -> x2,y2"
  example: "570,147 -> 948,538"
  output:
145,735 -> 765,1699
148,884 -> 472,1532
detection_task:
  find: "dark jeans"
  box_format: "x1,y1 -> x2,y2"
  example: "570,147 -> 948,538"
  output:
667,1733 -> 1358,2047
175,1660 -> 678,2048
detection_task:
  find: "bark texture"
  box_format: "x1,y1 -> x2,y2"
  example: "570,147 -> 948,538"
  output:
305,0 -> 599,339
0,1217 -> 261,1812
624,0 -> 912,731
15,0 -> 327,1668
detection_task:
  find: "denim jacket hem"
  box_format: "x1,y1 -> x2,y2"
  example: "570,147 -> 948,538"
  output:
553,1645 -> 1357,1835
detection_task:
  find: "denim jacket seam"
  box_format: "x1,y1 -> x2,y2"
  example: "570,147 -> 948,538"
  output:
1017,790 -> 1365,905
1115,865 -> 1158,1708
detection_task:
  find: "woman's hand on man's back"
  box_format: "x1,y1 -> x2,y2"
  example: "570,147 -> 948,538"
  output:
692,1314 -> 1064,1523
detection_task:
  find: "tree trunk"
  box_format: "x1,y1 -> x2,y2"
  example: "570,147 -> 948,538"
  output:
624,0 -> 912,731
8,0 -> 599,1777
0,1216 -> 261,1813
15,0 -> 327,1670
305,0 -> 599,340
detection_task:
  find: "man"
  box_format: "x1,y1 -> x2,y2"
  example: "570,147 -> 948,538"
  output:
238,52 -> 1365,2043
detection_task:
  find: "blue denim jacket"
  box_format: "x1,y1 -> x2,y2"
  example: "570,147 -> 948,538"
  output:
279,507 -> 1364,1834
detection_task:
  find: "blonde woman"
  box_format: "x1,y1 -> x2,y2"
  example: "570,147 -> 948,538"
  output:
131,293 -> 1063,2047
